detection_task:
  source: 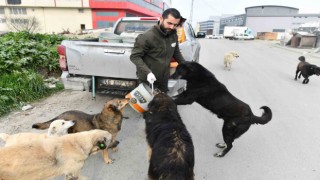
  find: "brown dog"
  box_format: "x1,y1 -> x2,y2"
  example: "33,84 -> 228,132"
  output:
0,129 -> 112,180
32,98 -> 129,164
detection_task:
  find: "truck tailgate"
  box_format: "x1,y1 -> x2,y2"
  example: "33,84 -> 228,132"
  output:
64,41 -> 136,79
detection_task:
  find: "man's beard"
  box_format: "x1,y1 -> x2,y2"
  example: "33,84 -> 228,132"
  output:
160,22 -> 174,35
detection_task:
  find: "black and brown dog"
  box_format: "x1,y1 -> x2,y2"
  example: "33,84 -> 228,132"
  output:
32,98 -> 129,164
295,56 -> 320,84
143,93 -> 195,180
171,62 -> 272,157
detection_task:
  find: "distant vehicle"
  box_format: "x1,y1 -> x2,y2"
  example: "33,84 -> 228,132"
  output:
197,32 -> 206,38
223,26 -> 254,40
234,33 -> 255,40
207,34 -> 223,39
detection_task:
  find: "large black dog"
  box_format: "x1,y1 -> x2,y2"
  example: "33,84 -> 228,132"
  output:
295,56 -> 320,84
171,62 -> 272,157
143,93 -> 195,180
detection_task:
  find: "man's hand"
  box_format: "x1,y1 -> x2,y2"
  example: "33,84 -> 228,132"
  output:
147,72 -> 156,84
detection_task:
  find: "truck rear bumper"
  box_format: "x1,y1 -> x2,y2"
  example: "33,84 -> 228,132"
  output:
60,71 -> 91,91
60,71 -> 186,97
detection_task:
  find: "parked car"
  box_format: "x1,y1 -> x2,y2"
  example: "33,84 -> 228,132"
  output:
196,32 -> 206,38
207,34 -> 223,39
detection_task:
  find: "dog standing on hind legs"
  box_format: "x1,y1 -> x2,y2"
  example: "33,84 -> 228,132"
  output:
171,62 -> 272,157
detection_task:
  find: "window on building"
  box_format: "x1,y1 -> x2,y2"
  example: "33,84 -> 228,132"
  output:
11,18 -> 28,24
273,29 -> 285,32
96,12 -> 118,17
81,24 -> 85,30
150,0 -> 162,7
0,18 -> 6,23
7,0 -> 21,5
126,13 -> 137,17
78,9 -> 84,13
0,8 -> 4,14
9,8 -> 27,15
97,21 -> 114,28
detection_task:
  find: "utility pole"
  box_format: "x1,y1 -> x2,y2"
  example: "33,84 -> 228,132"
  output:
189,0 -> 194,25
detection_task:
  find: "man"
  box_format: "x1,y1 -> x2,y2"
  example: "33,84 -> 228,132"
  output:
130,8 -> 186,93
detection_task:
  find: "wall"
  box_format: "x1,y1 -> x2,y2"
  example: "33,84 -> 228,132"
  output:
0,0 -> 89,7
1,6 -> 92,33
246,16 -> 292,36
37,7 -> 92,33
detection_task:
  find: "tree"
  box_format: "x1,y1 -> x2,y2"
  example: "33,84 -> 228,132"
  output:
5,15 -> 41,33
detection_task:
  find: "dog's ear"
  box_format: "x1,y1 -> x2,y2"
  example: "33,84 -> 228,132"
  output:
184,62 -> 194,71
107,104 -> 118,112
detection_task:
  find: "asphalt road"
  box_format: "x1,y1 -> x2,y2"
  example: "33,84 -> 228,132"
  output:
78,39 -> 320,180
2,39 -> 320,180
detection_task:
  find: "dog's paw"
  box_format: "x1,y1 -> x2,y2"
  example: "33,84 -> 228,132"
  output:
104,158 -> 114,164
214,152 -> 225,157
216,143 -> 226,148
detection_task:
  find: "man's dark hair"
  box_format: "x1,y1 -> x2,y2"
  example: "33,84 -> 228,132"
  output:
162,8 -> 181,19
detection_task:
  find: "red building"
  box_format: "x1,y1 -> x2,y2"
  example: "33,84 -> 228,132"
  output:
89,0 -> 164,29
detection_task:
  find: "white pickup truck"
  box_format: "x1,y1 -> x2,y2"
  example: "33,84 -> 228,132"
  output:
57,17 -> 201,97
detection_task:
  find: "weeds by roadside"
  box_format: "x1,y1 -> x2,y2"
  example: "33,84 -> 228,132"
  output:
0,31 -> 66,117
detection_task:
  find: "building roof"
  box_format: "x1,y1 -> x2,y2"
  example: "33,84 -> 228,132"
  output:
245,5 -> 299,11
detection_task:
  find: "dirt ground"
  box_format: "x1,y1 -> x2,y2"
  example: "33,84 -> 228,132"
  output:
0,90 -> 103,146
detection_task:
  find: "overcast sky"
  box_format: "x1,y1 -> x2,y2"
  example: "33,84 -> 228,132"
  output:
171,0 -> 320,26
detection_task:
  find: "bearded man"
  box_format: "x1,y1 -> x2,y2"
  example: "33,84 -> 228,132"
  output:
130,8 -> 186,93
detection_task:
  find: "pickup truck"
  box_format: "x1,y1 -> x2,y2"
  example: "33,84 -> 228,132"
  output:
57,17 -> 201,97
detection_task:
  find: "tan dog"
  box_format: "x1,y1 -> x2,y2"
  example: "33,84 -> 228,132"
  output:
224,51 -> 239,70
32,98 -> 129,164
0,119 -> 75,147
0,129 -> 112,180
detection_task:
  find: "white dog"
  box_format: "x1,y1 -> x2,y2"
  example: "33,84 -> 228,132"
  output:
0,129 -> 112,180
0,119 -> 75,147
224,51 -> 239,70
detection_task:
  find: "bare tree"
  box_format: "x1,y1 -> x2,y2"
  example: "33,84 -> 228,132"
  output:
5,15 -> 41,33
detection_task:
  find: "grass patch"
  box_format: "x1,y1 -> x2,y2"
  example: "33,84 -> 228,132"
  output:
0,31 -> 66,117
0,70 -> 63,117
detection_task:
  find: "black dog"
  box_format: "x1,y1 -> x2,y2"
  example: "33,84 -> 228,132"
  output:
143,93 -> 194,180
295,56 -> 320,84
171,62 -> 272,157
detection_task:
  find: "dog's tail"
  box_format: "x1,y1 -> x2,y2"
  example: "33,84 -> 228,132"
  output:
250,106 -> 272,125
32,119 -> 55,130
0,133 -> 10,142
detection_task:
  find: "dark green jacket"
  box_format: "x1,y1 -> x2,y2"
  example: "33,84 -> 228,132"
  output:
130,25 -> 185,83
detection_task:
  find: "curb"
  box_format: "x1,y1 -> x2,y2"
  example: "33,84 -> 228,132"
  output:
271,43 -> 320,59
